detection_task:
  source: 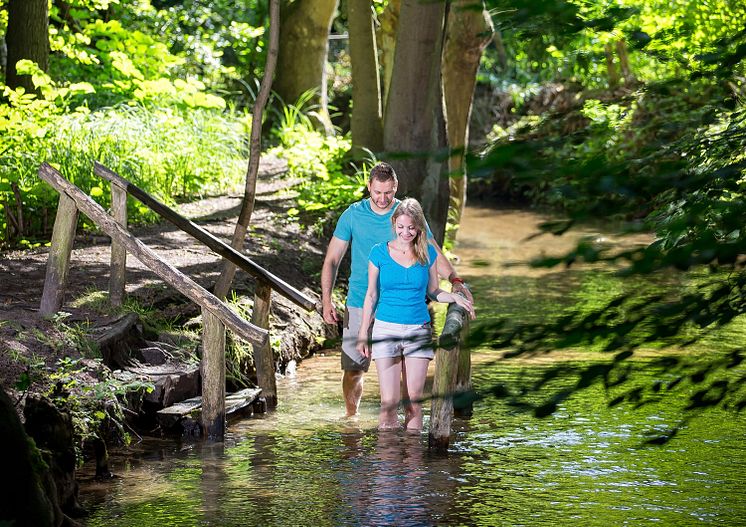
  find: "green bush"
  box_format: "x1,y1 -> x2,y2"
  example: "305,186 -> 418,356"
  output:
269,93 -> 364,224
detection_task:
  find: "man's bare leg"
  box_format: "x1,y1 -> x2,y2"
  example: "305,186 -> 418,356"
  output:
343,370 -> 364,417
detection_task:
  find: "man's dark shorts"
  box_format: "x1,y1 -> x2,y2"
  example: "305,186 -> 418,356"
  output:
341,306 -> 371,372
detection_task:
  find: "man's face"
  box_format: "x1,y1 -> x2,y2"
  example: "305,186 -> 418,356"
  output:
368,179 -> 397,212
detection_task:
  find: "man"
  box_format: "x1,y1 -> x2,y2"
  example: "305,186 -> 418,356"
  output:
321,162 -> 472,417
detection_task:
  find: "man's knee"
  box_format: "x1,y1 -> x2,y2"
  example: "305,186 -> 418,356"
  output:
344,369 -> 364,385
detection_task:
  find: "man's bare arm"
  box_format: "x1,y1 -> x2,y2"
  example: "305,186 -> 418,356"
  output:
429,238 -> 474,303
321,236 -> 350,324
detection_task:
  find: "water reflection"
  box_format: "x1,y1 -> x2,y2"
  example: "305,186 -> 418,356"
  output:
200,442 -> 226,525
343,431 -> 456,527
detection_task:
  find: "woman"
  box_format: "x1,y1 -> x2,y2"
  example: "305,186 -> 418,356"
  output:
356,198 -> 475,431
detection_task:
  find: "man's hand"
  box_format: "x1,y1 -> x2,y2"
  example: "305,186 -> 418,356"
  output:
321,236 -> 349,325
322,301 -> 339,325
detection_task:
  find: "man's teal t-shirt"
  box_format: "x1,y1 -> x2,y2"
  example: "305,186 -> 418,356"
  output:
369,242 -> 437,325
333,199 -> 434,308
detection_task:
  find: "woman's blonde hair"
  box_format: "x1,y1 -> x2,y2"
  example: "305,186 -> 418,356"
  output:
391,198 -> 429,266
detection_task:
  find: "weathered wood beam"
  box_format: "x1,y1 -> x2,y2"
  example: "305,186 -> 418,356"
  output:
156,387 -> 262,433
93,162 -> 317,312
39,193 -> 78,316
109,181 -> 127,307
454,317 -> 473,418
251,279 -> 277,409
201,309 -> 226,440
429,299 -> 470,453
37,162 -> 268,348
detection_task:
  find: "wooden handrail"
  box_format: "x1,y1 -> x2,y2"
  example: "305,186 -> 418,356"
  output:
94,162 -> 317,312
38,162 -> 269,348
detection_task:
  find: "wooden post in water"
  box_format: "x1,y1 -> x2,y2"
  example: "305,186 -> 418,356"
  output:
453,316 -> 473,418
429,298 -> 469,453
251,279 -> 277,409
201,309 -> 226,440
39,193 -> 78,316
109,181 -> 127,307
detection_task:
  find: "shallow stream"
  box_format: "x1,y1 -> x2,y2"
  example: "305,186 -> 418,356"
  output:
80,206 -> 745,526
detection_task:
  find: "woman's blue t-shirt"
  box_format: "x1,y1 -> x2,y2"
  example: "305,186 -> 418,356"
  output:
369,242 -> 437,325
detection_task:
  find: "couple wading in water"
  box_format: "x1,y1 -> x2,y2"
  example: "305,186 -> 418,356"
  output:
321,163 -> 475,431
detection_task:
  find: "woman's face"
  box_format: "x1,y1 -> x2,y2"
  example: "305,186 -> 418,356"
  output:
394,213 -> 419,243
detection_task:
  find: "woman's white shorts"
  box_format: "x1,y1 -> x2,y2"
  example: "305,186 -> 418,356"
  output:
371,319 -> 435,361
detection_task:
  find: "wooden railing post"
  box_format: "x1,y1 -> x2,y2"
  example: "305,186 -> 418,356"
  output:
39,193 -> 78,316
428,297 -> 469,453
201,309 -> 226,440
109,182 -> 127,307
454,317 -> 472,418
251,279 -> 277,409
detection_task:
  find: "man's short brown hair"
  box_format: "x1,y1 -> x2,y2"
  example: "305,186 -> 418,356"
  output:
369,162 -> 398,184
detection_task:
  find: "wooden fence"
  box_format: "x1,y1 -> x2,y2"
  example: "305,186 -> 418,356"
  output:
37,162 -> 317,441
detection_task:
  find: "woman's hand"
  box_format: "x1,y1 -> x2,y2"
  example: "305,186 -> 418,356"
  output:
451,280 -> 474,303
452,293 -> 476,320
356,334 -> 370,358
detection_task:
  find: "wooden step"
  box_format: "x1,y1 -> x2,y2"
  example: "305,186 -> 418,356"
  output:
156,387 -> 263,434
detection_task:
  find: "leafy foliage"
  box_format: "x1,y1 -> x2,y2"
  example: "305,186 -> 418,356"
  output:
269,91 -> 364,225
48,356 -> 153,459
467,0 -> 746,423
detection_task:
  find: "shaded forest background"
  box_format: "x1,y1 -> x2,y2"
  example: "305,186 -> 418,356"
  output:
1,0 -> 745,422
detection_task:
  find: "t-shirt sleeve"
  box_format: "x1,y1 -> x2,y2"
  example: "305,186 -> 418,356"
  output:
333,207 -> 353,241
428,244 -> 438,268
369,243 -> 384,268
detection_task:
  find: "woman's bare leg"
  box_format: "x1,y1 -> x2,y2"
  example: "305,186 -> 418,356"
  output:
375,357 -> 402,429
401,357 -> 430,431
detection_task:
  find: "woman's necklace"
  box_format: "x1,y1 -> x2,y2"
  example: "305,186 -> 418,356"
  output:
392,242 -> 411,254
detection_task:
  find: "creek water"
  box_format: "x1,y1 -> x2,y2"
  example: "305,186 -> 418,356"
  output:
80,206 -> 745,526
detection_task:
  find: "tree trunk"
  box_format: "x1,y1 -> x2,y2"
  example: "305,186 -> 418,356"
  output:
383,0 -> 449,243
376,0 -> 400,115
5,0 -> 49,92
274,0 -> 338,134
347,0 -> 383,154
616,39 -> 635,85
605,42 -> 619,89
214,0 -> 281,301
442,2 -> 493,239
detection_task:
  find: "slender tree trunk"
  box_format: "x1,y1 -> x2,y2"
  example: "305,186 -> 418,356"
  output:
376,0 -> 400,115
383,0 -> 449,243
214,0 -> 280,300
5,0 -> 49,92
442,2 -> 493,239
492,29 -> 508,70
347,0 -> 383,154
616,39 -> 635,85
274,0 -> 338,134
605,43 -> 619,89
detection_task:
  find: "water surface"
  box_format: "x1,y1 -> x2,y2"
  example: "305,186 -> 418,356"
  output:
81,206 -> 745,526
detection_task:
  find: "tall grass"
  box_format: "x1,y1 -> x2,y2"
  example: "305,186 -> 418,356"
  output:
1,105 -> 250,245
